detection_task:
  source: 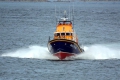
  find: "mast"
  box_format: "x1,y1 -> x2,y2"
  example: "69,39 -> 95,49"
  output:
72,4 -> 74,29
55,5 -> 57,25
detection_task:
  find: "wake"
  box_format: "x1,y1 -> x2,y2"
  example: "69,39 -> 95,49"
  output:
1,45 -> 57,60
75,44 -> 120,59
1,43 -> 120,60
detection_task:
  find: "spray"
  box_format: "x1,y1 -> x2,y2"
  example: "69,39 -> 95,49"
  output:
75,44 -> 120,60
1,44 -> 120,60
1,45 -> 57,60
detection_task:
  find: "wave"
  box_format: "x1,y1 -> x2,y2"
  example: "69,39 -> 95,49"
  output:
75,43 -> 120,60
1,43 -> 120,60
1,45 -> 57,60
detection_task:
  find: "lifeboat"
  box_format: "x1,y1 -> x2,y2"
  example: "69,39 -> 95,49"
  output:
47,11 -> 84,60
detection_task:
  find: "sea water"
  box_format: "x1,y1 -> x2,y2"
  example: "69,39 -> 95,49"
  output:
0,1 -> 120,80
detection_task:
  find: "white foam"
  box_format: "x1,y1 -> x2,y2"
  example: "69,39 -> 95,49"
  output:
1,44 -> 120,60
1,45 -> 57,60
75,44 -> 120,60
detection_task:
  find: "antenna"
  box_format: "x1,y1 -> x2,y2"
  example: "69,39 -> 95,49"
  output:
61,10 -> 68,21
55,5 -> 57,25
69,5 -> 70,20
72,3 -> 75,29
64,10 -> 67,18
58,7 -> 60,22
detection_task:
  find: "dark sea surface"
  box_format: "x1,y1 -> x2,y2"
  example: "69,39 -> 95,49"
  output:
0,1 -> 120,80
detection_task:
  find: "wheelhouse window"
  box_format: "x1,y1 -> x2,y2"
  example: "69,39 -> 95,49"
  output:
66,33 -> 73,36
57,33 -> 60,36
66,33 -> 70,36
61,33 -> 65,36
54,33 -> 60,36
55,32 -> 73,36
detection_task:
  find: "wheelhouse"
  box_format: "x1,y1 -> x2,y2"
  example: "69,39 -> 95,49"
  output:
54,32 -> 73,40
58,21 -> 72,25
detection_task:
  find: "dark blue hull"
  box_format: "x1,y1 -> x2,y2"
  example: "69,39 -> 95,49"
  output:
48,39 -> 84,59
